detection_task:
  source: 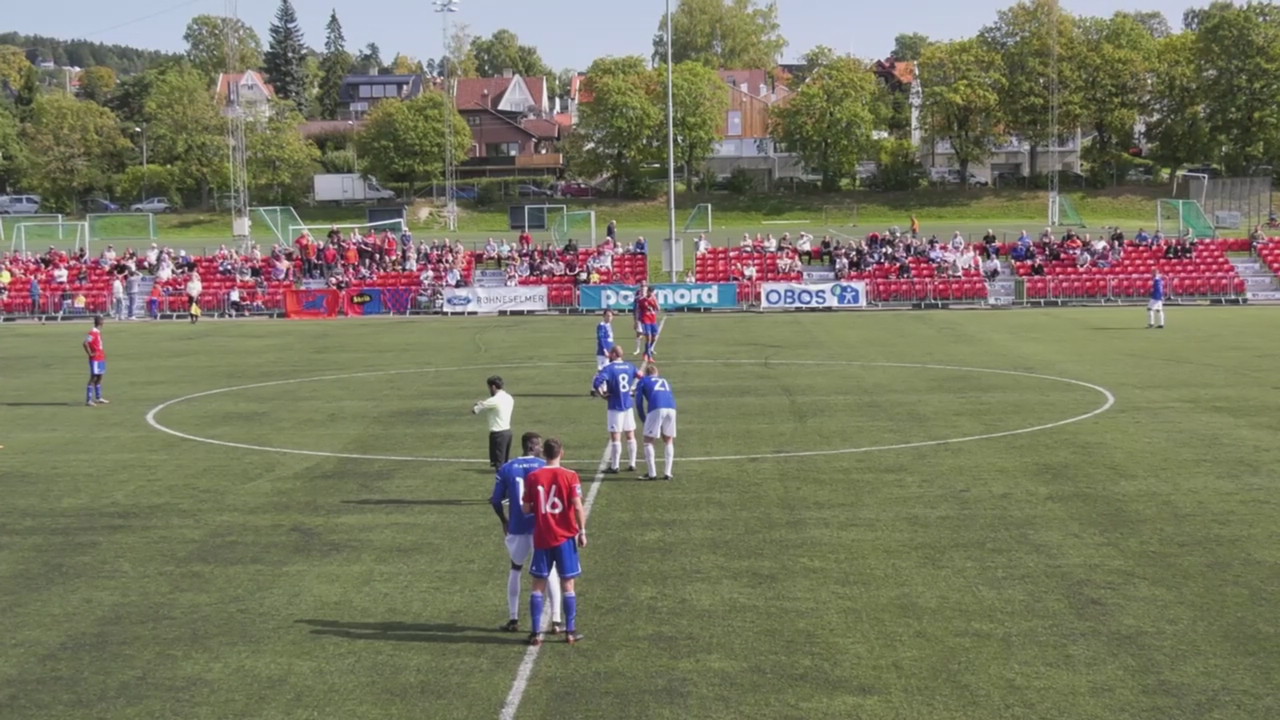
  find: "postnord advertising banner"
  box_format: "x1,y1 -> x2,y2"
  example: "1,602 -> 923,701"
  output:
761,281 -> 867,309
442,285 -> 548,313
579,283 -> 739,310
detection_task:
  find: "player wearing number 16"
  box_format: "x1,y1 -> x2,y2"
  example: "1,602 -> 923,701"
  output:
522,438 -> 586,646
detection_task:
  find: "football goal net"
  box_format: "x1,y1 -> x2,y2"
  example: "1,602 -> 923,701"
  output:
1,213 -> 64,248
88,213 -> 156,243
1048,193 -> 1086,227
11,221 -> 91,255
288,219 -> 406,242
252,206 -> 305,245
552,210 -> 597,245
682,203 -> 713,234
523,204 -> 567,234
1157,199 -> 1215,239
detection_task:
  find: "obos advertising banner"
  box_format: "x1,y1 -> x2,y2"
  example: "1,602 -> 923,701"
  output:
761,281 -> 867,309
579,283 -> 738,310
442,285 -> 547,313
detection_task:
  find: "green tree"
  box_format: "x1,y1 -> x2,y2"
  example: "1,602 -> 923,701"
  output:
1193,1 -> 1280,174
1122,10 -> 1172,38
442,24 -> 478,78
770,56 -> 878,190
789,44 -> 838,86
354,92 -> 469,195
918,39 -> 1006,186
654,0 -> 787,70
263,0 -> 309,110
317,11 -> 353,120
246,102 -> 321,204
0,45 -> 32,89
891,32 -> 931,61
0,106 -> 26,192
145,63 -> 227,204
471,29 -> 551,79
1076,13 -> 1157,183
980,0 -> 1084,175
107,69 -> 155,125
78,66 -> 118,105
21,93 -> 129,209
116,164 -> 182,204
389,54 -> 426,75
1144,32 -> 1211,175
565,56 -> 663,195
668,62 -> 730,183
15,64 -> 40,119
183,15 -> 264,80
354,43 -> 384,74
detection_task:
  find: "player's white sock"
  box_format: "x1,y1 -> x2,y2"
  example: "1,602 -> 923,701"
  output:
645,443 -> 657,477
507,568 -> 521,620
548,568 -> 563,623
609,441 -> 621,469
1148,309 -> 1155,326
664,442 -> 675,477
1156,309 -> 1165,326
627,439 -> 637,467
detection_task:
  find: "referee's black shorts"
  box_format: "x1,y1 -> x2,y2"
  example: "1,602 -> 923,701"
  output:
489,430 -> 512,468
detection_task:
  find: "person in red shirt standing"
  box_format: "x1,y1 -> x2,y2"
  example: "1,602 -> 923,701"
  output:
521,438 -> 586,645
639,287 -> 661,362
82,315 -> 109,407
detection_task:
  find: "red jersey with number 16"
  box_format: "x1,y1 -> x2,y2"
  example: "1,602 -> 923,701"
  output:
524,466 -> 582,549
86,328 -> 106,361
640,296 -> 659,325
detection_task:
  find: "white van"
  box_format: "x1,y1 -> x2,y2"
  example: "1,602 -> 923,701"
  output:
0,195 -> 42,214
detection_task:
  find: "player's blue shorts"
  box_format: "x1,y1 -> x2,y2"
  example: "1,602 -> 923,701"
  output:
530,538 -> 581,579
643,322 -> 659,337
89,360 -> 107,375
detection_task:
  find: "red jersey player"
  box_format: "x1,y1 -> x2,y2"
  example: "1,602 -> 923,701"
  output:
639,288 -> 660,361
83,315 -> 109,406
521,438 -> 586,645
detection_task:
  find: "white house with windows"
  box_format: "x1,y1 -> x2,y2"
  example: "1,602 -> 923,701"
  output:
215,71 -> 276,119
337,74 -> 427,121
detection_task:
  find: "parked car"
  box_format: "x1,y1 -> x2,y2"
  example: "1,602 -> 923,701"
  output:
993,171 -> 1027,188
516,183 -> 554,198
448,185 -> 479,201
130,197 -> 175,213
85,197 -> 121,213
559,181 -> 598,198
0,194 -> 42,215
932,169 -> 989,186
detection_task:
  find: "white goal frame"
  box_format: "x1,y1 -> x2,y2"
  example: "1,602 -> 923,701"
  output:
553,210 -> 597,246
11,221 -> 90,254
87,212 -> 156,242
682,203 -> 713,234
1,213 -> 64,247
523,204 -> 567,234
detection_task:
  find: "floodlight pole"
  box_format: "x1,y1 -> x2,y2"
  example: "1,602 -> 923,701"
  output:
435,0 -> 461,232
665,0 -> 678,282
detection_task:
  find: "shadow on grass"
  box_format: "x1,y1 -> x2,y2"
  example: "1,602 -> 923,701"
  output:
1090,327 -> 1146,331
342,499 -> 488,506
297,619 -> 517,645
516,393 -> 595,399
0,402 -> 80,407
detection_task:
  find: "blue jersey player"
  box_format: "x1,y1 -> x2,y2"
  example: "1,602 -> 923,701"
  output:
635,364 -> 678,481
596,310 -> 615,370
1147,268 -> 1166,329
490,432 -> 562,634
592,345 -> 640,473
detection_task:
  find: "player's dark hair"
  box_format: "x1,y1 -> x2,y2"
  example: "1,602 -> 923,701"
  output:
487,375 -> 504,390
542,437 -> 563,461
522,432 -> 543,456
93,315 -> 104,327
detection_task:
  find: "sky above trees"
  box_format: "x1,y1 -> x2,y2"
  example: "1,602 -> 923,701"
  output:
6,0 -> 1193,70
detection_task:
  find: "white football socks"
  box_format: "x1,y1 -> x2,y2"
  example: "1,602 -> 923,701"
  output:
627,439 -> 637,467
645,443 -> 657,477
548,567 -> 563,623
1156,309 -> 1165,326
664,442 -> 675,477
1148,309 -> 1155,326
609,441 -> 621,469
507,568 -> 521,620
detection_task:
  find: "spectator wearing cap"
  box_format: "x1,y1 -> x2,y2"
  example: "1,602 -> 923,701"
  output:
473,375 -> 514,468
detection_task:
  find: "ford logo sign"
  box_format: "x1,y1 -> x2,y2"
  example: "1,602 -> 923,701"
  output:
445,296 -> 473,306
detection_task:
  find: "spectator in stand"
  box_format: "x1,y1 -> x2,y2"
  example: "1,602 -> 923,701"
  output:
52,263 -> 68,285
228,285 -> 244,318
100,245 -> 117,268
742,262 -> 758,283
516,258 -> 532,279
982,255 -> 1000,281
983,229 -> 999,258
564,238 -> 578,255
327,225 -> 342,245
322,243 -> 340,276
1251,225 -> 1267,256
294,231 -> 314,277
949,231 -> 965,254
498,238 -> 513,262
125,271 -> 140,319
564,253 -> 579,277
588,268 -> 601,285
752,234 -> 766,253
111,274 -> 125,320
779,233 -> 794,252
29,276 -> 41,315
834,254 -> 849,279
383,232 -> 399,270
694,234 -> 711,255
795,233 -> 813,264
606,219 -> 617,242
550,256 -> 566,277
518,229 -> 534,254
778,250 -> 801,274
1076,246 -> 1092,268
1095,243 -> 1113,269
1109,227 -> 1125,246
1135,228 -> 1151,246
445,266 -> 463,288
633,237 -> 647,254
144,243 -> 159,270
185,271 -> 203,323
763,234 -> 778,252
926,241 -> 943,267
1031,257 -> 1046,276
484,238 -> 499,265
505,264 -> 519,286
739,234 -> 753,251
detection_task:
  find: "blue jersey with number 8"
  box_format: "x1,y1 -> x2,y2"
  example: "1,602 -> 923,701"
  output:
594,361 -> 638,411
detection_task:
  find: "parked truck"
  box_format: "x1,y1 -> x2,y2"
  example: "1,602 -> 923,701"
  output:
313,174 -> 397,203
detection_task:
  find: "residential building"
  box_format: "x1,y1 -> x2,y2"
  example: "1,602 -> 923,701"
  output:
452,72 -> 562,178
215,70 -> 276,118
338,74 -> 426,120
707,70 -> 802,184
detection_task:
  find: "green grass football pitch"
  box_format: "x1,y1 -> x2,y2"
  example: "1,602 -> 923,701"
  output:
2,308 -> 1278,720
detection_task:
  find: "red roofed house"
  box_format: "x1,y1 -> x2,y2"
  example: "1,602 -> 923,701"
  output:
215,70 -> 276,119
452,72 -> 563,178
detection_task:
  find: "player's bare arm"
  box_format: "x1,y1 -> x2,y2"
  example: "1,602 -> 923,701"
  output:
573,495 -> 587,547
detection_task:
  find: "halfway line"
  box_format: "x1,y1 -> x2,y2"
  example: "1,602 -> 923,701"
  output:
499,446 -> 610,720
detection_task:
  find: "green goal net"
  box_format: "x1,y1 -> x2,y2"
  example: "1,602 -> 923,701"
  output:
682,203 -> 713,233
252,206 -> 305,244
1157,199 -> 1215,239
552,210 -> 597,245
1049,193 -> 1086,227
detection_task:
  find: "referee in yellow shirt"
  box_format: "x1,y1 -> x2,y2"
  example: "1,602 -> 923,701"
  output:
473,375 -> 514,468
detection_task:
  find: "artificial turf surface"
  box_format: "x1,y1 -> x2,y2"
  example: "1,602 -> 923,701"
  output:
1,307 -> 1277,719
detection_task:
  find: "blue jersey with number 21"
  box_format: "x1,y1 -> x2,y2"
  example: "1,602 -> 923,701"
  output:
594,361 -> 638,411
636,375 -> 677,419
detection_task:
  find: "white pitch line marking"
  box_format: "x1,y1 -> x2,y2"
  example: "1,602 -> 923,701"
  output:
499,446 -> 610,720
143,360 -> 1116,463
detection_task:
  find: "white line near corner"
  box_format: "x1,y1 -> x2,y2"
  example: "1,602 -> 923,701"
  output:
499,446 -> 610,720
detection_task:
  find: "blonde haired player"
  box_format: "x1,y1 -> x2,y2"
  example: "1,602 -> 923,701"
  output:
635,364 -> 677,481
592,346 -> 640,474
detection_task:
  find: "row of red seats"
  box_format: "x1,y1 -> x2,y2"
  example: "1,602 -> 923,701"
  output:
1023,275 -> 1244,299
